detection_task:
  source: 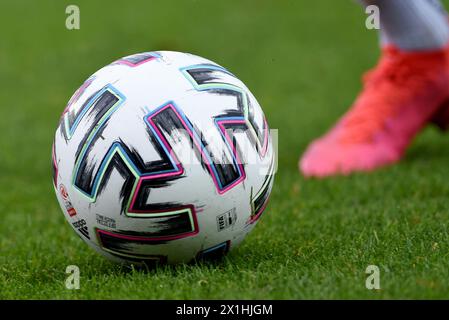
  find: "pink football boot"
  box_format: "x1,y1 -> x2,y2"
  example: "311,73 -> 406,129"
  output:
300,46 -> 449,178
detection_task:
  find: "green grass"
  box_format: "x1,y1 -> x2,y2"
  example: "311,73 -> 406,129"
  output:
1,0 -> 449,299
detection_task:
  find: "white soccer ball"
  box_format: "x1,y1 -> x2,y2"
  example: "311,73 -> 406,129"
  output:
53,51 -> 275,265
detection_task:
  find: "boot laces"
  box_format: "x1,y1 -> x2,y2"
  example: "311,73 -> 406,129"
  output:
339,48 -> 441,144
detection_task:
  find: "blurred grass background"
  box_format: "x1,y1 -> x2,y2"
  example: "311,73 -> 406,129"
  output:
1,0 -> 449,299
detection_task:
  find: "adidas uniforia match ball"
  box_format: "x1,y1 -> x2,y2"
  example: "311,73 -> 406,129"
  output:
52,51 -> 275,265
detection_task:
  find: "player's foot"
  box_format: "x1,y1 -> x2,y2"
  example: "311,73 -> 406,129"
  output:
300,46 -> 449,178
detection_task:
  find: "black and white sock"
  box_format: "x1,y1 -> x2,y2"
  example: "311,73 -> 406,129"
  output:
360,0 -> 449,51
